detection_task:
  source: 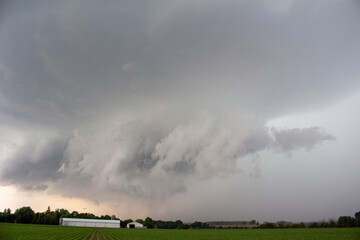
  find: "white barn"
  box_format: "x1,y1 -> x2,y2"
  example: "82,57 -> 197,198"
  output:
127,221 -> 146,228
60,218 -> 120,228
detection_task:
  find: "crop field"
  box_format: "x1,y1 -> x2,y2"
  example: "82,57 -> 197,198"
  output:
0,223 -> 359,240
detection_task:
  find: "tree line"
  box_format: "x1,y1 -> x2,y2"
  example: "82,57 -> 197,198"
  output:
256,211 -> 360,229
0,206 -> 209,229
120,218 -> 209,229
0,206 -> 116,226
0,206 -> 359,229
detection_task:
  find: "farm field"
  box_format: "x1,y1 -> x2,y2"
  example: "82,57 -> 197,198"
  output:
0,223 -> 359,240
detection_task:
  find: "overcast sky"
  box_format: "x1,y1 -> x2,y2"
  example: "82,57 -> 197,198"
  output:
1,0 -> 360,222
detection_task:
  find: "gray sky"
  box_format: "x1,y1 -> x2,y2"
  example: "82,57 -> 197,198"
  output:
0,0 -> 360,222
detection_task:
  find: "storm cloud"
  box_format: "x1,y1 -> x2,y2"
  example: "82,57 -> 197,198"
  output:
0,113 -> 334,199
0,0 -> 359,220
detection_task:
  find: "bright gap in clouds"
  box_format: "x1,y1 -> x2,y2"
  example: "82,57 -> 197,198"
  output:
261,91 -> 360,222
267,91 -> 360,133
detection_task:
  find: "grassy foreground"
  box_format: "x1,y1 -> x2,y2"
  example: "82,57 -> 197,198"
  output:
0,223 -> 359,240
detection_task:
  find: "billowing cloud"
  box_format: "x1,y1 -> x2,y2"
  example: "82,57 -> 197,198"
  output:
0,112 -> 333,201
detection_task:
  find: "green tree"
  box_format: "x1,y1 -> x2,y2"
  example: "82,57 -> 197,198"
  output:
4,208 -> 14,222
355,211 -> 360,227
121,219 -> 133,228
189,221 -> 209,229
71,211 -> 79,218
0,212 -> 5,222
338,216 -> 356,227
144,217 -> 154,228
136,218 -> 144,224
58,209 -> 70,217
309,222 -> 319,228
44,213 -> 53,224
32,213 -> 39,224
0,209 -> 12,222
250,220 -> 257,225
259,222 -> 276,229
328,218 -> 337,228
14,206 -> 35,224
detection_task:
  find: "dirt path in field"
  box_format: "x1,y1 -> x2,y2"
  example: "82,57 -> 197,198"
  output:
80,231 -> 91,240
99,230 -> 104,240
103,232 -> 113,240
87,230 -> 97,240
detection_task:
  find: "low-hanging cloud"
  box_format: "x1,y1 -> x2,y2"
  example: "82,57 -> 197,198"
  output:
0,113 -> 334,201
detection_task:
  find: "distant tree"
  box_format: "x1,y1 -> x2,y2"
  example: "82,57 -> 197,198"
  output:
175,220 -> 184,229
0,209 -> 12,222
189,221 -> 209,229
5,208 -> 11,215
259,222 -> 276,229
59,209 -> 71,219
39,213 -> 46,224
32,213 -> 39,224
277,222 -> 285,228
328,218 -> 337,228
338,216 -> 356,227
121,219 -> 133,228
0,211 -> 6,222
290,223 -> 300,228
144,217 -> 154,228
319,220 -> 329,228
136,218 -> 144,224
355,211 -> 360,227
78,213 -> 95,219
71,211 -> 79,218
14,206 -> 35,224
44,213 -> 53,224
3,208 -> 14,222
309,222 -> 319,228
250,220 -> 257,225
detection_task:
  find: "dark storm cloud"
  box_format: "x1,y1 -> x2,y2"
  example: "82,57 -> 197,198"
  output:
1,0 -> 359,126
0,136 -> 68,191
48,115 -> 333,199
0,0 -> 359,203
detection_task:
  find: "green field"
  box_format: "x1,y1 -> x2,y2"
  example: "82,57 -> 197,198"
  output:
0,223 -> 359,240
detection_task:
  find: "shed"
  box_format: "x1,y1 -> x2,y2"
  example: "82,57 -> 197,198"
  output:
127,221 -> 146,228
59,218 -> 120,228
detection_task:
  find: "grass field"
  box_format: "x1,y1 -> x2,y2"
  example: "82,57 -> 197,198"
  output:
0,223 -> 359,240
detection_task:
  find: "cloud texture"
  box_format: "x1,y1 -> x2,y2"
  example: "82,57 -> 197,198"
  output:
0,0 -> 359,218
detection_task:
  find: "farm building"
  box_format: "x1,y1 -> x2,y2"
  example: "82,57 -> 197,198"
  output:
127,221 -> 146,228
59,218 -> 120,228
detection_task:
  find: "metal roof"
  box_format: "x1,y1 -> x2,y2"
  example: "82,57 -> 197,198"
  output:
127,221 -> 144,225
61,218 -> 120,223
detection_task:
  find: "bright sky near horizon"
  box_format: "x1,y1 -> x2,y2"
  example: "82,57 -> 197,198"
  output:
1,0 -> 360,222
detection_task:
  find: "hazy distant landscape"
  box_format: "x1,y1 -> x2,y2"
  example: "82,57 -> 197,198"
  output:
1,206 -> 359,229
